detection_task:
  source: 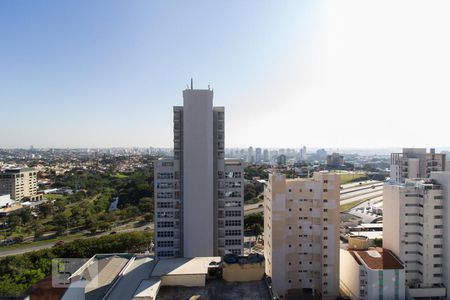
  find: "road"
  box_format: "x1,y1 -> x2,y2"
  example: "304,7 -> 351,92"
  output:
0,222 -> 153,258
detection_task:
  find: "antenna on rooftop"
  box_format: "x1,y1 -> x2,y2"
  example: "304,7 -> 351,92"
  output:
190,78 -> 193,90
208,82 -> 211,90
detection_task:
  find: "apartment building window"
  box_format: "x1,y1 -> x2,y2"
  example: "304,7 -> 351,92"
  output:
324,218 -> 328,221
157,182 -> 174,189
157,172 -> 173,179
225,230 -> 241,236
224,181 -> 242,188
324,180 -> 328,183
434,274 -> 443,277
157,221 -> 174,228
157,251 -> 174,257
434,254 -> 443,258
157,231 -> 174,238
323,199 -> 328,203
434,215 -> 443,219
225,191 -> 241,198
225,210 -> 241,217
225,172 -> 241,179
434,264 -> 443,268
323,189 -> 328,192
434,225 -> 443,229
157,192 -> 173,199
288,189 -> 291,192
434,235 -> 443,239
225,220 -> 241,226
323,209 -> 328,212
157,241 -> 174,248
309,189 -> 313,192
157,211 -> 174,218
225,239 -> 241,246
434,205 -> 444,209
433,245 -> 443,248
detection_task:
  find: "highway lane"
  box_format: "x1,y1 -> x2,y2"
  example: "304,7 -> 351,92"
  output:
0,223 -> 153,258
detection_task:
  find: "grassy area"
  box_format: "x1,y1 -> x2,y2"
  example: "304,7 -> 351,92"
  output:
42,194 -> 64,200
340,198 -> 370,212
112,173 -> 129,179
338,172 -> 367,185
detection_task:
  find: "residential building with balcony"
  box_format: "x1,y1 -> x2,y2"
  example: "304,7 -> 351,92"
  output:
383,173 -> 450,299
390,148 -> 447,183
0,168 -> 39,201
154,82 -> 244,259
264,172 -> 340,299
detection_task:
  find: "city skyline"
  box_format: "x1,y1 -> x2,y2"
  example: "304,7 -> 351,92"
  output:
2,1 -> 450,149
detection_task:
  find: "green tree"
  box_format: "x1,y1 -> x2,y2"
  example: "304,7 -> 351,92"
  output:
138,197 -> 153,213
244,213 -> 263,230
38,202 -> 53,218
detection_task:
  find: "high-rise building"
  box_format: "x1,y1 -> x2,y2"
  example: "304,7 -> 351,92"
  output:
390,148 -> 447,183
263,149 -> 269,162
247,146 -> 254,164
383,172 -> 450,299
0,168 -> 38,201
255,148 -> 262,164
264,172 -> 340,299
154,83 -> 244,258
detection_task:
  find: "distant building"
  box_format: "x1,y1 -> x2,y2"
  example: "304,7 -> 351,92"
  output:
340,248 -> 405,300
154,83 -> 244,258
384,173 -> 450,299
264,172 -> 340,299
277,154 -> 286,166
0,168 -> 39,201
263,149 -> 269,162
247,146 -> 254,164
326,153 -> 344,168
255,148 -> 262,164
390,148 -> 447,183
316,149 -> 328,161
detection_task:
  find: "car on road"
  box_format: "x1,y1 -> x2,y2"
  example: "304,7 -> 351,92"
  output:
53,240 -> 65,247
109,231 -> 117,235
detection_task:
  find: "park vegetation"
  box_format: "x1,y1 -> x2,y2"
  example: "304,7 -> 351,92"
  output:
0,231 -> 152,297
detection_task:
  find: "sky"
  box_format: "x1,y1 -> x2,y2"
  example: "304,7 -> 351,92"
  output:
1,1 -> 450,149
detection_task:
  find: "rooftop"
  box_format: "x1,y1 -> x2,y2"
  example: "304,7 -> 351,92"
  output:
151,256 -> 221,277
351,248 -> 403,270
156,279 -> 271,300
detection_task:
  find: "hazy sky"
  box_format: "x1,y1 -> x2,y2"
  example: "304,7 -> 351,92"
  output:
1,1 -> 449,149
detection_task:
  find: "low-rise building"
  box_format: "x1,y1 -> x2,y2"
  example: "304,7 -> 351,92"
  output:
340,248 -> 405,300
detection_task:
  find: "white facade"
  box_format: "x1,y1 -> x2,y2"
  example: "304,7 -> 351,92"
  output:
390,148 -> 447,183
384,174 -> 449,298
340,248 -> 405,300
154,84 -> 244,258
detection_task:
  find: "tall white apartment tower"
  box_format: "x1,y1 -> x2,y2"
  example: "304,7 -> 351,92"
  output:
384,172 -> 450,299
264,172 -> 340,299
390,148 -> 447,183
154,82 -> 244,258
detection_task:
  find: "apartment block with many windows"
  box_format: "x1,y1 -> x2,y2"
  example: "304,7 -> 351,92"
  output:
390,148 -> 447,183
264,172 -> 340,299
383,173 -> 450,299
154,83 -> 244,258
0,168 -> 38,201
